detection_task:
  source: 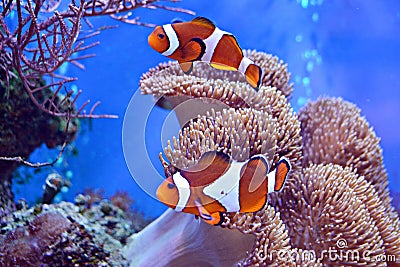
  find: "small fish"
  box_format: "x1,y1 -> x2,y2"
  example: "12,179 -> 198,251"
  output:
148,17 -> 263,89
156,151 -> 291,225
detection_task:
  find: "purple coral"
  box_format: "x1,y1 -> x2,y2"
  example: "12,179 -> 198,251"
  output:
0,212 -> 71,266
110,190 -> 134,212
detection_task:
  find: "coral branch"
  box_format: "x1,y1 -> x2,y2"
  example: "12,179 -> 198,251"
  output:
0,0 -> 193,118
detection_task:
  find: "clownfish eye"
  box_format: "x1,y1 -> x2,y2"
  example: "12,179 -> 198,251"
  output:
158,33 -> 165,39
167,183 -> 175,189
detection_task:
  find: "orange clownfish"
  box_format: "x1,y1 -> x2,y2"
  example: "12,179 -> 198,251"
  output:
156,151 -> 291,226
148,17 -> 263,89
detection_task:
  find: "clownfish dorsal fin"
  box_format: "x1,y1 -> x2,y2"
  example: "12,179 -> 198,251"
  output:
194,199 -> 223,225
274,157 -> 291,192
197,150 -> 231,168
171,18 -> 183,24
191,16 -> 216,29
179,61 -> 193,74
241,155 -> 270,193
155,96 -> 173,110
181,151 -> 231,187
180,38 -> 206,62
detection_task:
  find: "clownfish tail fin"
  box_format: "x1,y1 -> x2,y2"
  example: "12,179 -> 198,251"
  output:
274,157 -> 291,192
245,63 -> 263,90
238,57 -> 263,90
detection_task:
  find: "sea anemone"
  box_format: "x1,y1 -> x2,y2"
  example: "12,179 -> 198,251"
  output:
126,50 -> 400,266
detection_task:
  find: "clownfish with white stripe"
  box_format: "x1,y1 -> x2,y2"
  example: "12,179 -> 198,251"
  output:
148,17 -> 263,89
156,151 -> 291,226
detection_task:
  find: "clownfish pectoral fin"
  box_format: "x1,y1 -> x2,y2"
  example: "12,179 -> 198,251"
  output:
194,200 -> 223,226
274,157 -> 291,192
179,61 -> 193,74
245,63 -> 263,90
181,38 -> 206,62
191,17 -> 215,29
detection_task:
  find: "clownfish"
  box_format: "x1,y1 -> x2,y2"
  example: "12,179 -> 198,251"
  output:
148,17 -> 263,89
156,151 -> 291,226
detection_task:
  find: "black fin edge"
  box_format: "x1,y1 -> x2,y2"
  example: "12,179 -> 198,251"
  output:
247,155 -> 270,174
213,212 -> 224,226
171,18 -> 183,24
256,64 -> 263,89
180,62 -> 193,75
274,157 -> 291,192
278,157 -> 292,172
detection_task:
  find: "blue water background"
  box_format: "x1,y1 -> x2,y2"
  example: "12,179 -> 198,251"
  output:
14,0 -> 400,218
